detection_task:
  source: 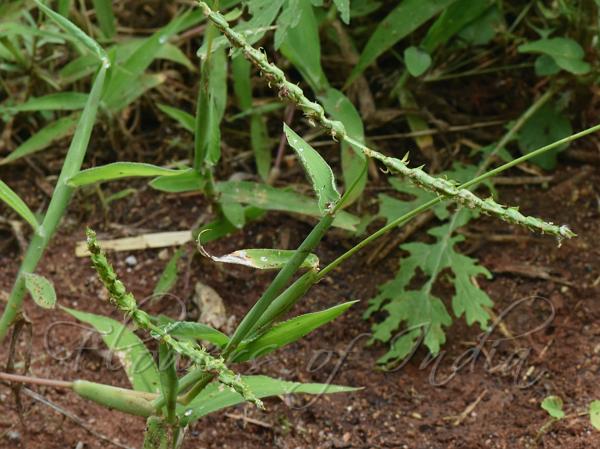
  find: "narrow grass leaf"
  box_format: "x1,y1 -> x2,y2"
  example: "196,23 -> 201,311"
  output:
0,180 -> 40,231
1,114 -> 79,165
63,306 -> 161,393
157,317 -> 229,348
283,124 -> 340,214
233,301 -> 356,362
2,93 -> 88,113
67,162 -> 185,187
347,0 -> 456,85
153,249 -> 183,296
183,375 -> 358,420
202,248 -> 319,271
91,0 -> 116,38
34,0 -> 107,61
216,181 -> 358,231
157,104 -> 195,132
23,273 -> 56,309
149,168 -> 206,193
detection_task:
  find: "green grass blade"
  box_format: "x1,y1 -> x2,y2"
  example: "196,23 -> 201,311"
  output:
91,0 -> 116,38
1,93 -> 88,113
183,375 -> 358,421
0,180 -> 40,231
233,301 -> 356,362
153,249 -> 183,296
0,114 -> 79,165
157,104 -> 195,132
34,0 -> 108,62
215,181 -> 358,231
67,162 -> 185,187
346,0 -> 456,86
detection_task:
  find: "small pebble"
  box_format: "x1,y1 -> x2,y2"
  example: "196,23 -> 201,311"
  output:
7,431 -> 21,442
125,255 -> 138,267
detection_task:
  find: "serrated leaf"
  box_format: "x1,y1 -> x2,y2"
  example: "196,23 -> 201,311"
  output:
283,124 -> 340,214
67,162 -> 185,186
233,301 -> 356,362
541,395 -> 565,419
0,180 -> 40,231
202,248 -> 319,271
23,273 -> 56,309
518,37 -> 591,75
183,375 -> 358,420
62,307 -> 160,393
590,400 -> 600,430
404,46 -> 432,77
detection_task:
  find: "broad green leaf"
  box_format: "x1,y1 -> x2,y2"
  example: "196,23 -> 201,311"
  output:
157,317 -> 229,348
0,180 -> 40,231
333,0 -> 350,23
404,46 -> 432,77
319,88 -> 367,206
216,181 -> 358,231
590,400 -> 600,430
23,273 -> 56,309
283,124 -> 340,213
62,307 -> 160,393
157,104 -> 195,132
203,248 -> 319,270
534,54 -> 561,76
274,0 -> 301,50
156,42 -> 195,71
541,395 -> 565,419
347,0 -> 456,85
153,249 -> 183,296
2,93 -> 88,113
233,301 -> 356,362
518,38 -> 591,75
1,114 -> 79,165
183,375 -> 358,420
517,104 -> 572,170
34,0 -> 107,61
92,0 -> 116,38
279,1 -> 328,91
220,200 -> 246,229
149,168 -> 205,193
67,162 -> 185,186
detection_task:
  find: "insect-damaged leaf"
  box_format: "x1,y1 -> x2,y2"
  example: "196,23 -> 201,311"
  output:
200,247 -> 319,271
283,124 -> 340,214
23,273 -> 56,309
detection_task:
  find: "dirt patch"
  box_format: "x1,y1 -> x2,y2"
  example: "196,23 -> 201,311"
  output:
0,161 -> 598,449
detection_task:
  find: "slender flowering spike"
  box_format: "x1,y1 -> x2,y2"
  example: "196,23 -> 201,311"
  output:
85,229 -> 263,408
358,148 -> 575,240
195,1 -> 575,242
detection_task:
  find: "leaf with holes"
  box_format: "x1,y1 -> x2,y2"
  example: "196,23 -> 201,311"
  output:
23,273 -> 56,309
